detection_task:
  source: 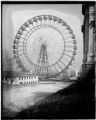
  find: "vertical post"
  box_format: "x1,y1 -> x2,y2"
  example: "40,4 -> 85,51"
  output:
81,3 -> 95,78
84,6 -> 89,64
82,4 -> 89,76
87,5 -> 95,63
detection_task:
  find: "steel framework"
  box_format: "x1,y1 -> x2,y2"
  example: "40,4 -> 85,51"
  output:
13,15 -> 77,77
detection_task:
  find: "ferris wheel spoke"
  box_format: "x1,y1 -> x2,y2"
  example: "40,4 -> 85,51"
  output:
19,58 -> 29,67
39,67 -> 43,75
65,44 -> 74,47
20,37 -> 27,41
20,58 -> 31,70
51,18 -> 60,30
27,41 -> 33,44
64,53 -> 72,58
32,64 -> 39,74
37,67 -> 41,75
62,30 -> 70,35
17,45 -> 23,48
61,56 -> 71,64
17,48 -> 23,52
49,55 -> 57,65
18,56 -> 26,61
58,59 -> 66,66
65,50 -> 74,53
53,50 -> 63,54
17,53 -> 26,56
51,54 -> 65,69
32,66 -> 37,75
65,42 -> 74,45
50,66 -> 55,75
51,66 -> 56,75
35,67 -> 40,75
58,25 -> 64,33
56,62 -> 63,71
32,57 -> 39,66
65,40 -> 74,43
52,64 -> 59,74
14,15 -> 77,77
27,51 -> 38,63
26,45 -> 33,48
54,54 -> 66,66
64,35 -> 72,40
51,46 -> 64,51
17,41 -> 24,44
25,55 -> 35,67
65,44 -> 73,47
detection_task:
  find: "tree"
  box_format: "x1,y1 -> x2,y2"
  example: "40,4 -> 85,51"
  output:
62,70 -> 70,80
2,50 -> 21,84
59,70 -> 70,81
69,69 -> 76,78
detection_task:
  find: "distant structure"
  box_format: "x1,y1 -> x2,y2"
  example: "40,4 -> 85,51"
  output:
4,73 -> 39,85
13,75 -> 38,84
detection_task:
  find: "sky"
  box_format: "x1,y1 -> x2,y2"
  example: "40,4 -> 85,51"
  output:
2,4 -> 84,71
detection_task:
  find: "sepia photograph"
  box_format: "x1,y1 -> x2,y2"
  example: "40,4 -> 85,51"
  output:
1,1 -> 95,119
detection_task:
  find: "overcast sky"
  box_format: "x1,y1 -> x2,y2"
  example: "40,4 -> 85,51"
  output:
2,4 -> 84,71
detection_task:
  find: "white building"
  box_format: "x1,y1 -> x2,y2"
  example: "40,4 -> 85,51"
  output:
13,76 -> 38,84
4,73 -> 39,85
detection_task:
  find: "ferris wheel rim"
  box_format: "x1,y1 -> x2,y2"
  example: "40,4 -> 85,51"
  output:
13,14 -> 77,76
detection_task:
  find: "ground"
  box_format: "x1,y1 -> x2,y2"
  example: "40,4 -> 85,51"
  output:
2,65 -> 95,119
16,79 -> 95,119
3,81 -> 73,118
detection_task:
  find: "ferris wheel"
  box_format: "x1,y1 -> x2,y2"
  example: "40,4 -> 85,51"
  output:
13,15 -> 77,77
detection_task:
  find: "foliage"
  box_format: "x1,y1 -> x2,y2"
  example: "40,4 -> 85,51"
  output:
62,70 -> 70,80
69,69 -> 76,77
58,70 -> 70,80
2,50 -> 21,83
